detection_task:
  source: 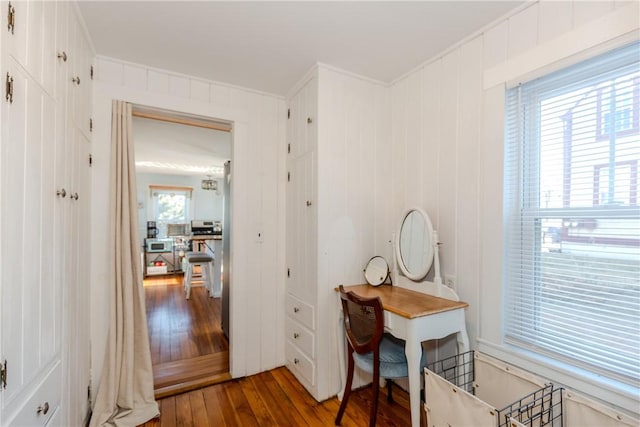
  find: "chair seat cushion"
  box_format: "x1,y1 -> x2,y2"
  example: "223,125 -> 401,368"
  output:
185,252 -> 213,263
353,333 -> 427,379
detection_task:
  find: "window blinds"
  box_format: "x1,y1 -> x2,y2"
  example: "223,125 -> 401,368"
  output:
504,42 -> 640,386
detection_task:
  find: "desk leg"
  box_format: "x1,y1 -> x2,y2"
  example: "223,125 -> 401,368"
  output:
337,302 -> 346,401
456,316 -> 470,354
405,323 -> 421,427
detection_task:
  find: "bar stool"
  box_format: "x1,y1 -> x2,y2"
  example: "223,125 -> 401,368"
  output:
183,251 -> 214,299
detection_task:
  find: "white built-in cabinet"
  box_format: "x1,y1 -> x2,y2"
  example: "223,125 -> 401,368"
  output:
0,1 -> 93,426
286,73 -> 342,401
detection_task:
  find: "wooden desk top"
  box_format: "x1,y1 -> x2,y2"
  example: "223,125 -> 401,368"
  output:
339,284 -> 468,319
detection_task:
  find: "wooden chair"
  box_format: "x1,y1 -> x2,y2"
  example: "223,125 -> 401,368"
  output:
336,285 -> 423,427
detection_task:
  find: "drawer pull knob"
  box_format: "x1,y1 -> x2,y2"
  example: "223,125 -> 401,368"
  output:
57,51 -> 67,62
37,401 -> 49,415
293,333 -> 299,339
56,188 -> 66,198
293,307 -> 299,313
294,358 -> 299,364
307,117 -> 312,124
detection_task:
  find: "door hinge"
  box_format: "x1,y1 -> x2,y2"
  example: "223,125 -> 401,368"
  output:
5,73 -> 13,104
1,359 -> 7,389
287,143 -> 290,154
287,171 -> 290,182
89,118 -> 93,132
7,2 -> 15,34
90,65 -> 94,80
287,108 -> 290,119
89,154 -> 93,166
287,268 -> 290,278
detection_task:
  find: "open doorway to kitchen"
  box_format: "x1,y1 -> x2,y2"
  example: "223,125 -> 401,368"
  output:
132,105 -> 232,397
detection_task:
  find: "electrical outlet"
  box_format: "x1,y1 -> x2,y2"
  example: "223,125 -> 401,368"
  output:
444,274 -> 457,291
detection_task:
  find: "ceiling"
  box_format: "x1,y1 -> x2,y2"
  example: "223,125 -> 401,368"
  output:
133,114 -> 231,177
78,1 -> 525,96
83,1 -> 524,176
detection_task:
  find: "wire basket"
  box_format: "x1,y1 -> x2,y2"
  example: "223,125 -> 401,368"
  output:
425,351 -> 563,427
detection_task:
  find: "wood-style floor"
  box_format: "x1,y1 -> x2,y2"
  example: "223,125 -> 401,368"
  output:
143,276 -> 415,426
139,366 -> 414,427
144,275 -> 230,398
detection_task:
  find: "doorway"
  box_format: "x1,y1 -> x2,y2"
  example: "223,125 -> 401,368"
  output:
132,105 -> 232,397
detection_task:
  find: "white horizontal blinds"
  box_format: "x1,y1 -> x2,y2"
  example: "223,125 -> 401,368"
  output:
504,42 -> 640,386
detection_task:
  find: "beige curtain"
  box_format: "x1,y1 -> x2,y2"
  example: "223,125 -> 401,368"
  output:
90,101 -> 159,427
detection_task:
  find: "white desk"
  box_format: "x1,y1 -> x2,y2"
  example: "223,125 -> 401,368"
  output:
337,284 -> 470,427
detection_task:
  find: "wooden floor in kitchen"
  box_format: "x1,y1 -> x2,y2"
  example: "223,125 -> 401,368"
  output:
144,275 -> 230,398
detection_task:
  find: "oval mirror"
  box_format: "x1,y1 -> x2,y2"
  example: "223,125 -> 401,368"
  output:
396,208 -> 434,281
364,256 -> 389,286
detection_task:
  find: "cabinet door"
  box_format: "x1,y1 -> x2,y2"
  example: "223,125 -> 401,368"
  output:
1,57 -> 61,426
64,128 -> 91,426
287,151 -> 316,302
286,78 -> 318,303
54,0 -> 69,103
66,9 -> 92,138
288,77 -> 317,158
1,0 -> 28,68
0,58 -> 28,415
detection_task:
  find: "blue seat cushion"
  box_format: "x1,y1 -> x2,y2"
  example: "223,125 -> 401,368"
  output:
353,333 -> 427,379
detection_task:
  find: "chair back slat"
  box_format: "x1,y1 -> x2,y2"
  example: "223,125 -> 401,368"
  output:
339,285 -> 384,355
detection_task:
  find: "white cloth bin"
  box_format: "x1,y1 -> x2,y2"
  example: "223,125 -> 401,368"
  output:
563,390 -> 638,427
424,351 -> 554,427
424,351 -> 639,427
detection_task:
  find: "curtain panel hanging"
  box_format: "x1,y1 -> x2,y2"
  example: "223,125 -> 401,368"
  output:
90,100 -> 159,427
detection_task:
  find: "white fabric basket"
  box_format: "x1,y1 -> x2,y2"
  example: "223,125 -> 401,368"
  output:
424,351 -> 639,427
424,351 -> 554,427
563,390 -> 638,427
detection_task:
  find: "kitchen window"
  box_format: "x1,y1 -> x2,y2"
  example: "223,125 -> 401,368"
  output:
150,185 -> 192,237
504,42 -> 639,387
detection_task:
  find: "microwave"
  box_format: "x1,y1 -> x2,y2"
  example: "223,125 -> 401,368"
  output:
146,238 -> 173,253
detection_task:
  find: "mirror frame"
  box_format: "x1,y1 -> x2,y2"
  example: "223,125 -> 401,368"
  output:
364,256 -> 389,286
395,207 -> 434,281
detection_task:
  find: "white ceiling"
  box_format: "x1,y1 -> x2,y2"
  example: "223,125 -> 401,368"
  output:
84,1 -> 524,176
78,1 -> 524,96
133,115 -> 231,176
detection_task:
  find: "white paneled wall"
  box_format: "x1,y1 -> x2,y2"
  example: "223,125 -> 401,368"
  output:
317,65 -> 391,284
390,0 -> 638,414
315,65 -> 391,397
89,57 -> 287,393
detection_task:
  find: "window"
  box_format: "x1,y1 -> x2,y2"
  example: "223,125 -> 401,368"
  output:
504,42 -> 640,387
596,77 -> 639,139
150,186 -> 192,237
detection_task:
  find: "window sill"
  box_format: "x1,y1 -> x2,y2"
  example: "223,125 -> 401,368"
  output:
477,338 -> 640,417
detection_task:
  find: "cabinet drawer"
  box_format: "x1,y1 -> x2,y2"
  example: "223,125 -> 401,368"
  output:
286,294 -> 314,331
285,319 -> 314,358
286,341 -> 315,387
10,361 -> 61,427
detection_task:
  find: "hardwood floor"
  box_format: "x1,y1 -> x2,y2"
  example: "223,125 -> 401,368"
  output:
138,366 -> 414,427
143,277 -> 416,426
145,275 -> 230,397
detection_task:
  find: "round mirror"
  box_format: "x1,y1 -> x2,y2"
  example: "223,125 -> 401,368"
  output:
364,256 -> 389,286
396,208 -> 434,281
